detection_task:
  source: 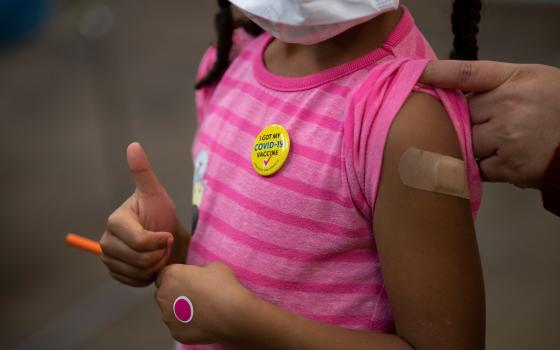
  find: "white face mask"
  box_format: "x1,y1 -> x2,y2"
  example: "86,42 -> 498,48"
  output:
229,0 -> 400,45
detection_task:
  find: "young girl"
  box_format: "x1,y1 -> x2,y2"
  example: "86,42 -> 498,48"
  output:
100,1 -> 485,349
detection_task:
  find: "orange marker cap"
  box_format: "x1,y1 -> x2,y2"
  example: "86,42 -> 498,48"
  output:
65,233 -> 102,256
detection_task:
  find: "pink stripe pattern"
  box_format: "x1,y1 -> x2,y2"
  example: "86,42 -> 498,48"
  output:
197,131 -> 355,208
200,209 -> 377,263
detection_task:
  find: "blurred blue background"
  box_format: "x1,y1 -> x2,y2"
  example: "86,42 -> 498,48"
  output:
0,0 -> 54,46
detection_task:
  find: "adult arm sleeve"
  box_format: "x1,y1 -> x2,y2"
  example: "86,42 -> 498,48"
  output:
542,145 -> 560,217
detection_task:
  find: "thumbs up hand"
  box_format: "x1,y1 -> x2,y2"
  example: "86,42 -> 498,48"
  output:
125,142 -> 177,233
100,143 -> 181,287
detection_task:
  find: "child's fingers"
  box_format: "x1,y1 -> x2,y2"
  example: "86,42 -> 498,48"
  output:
127,142 -> 164,196
108,211 -> 170,252
109,270 -> 151,287
102,254 -> 158,284
100,231 -> 168,269
117,227 -> 170,253
149,246 -> 173,280
106,205 -> 143,237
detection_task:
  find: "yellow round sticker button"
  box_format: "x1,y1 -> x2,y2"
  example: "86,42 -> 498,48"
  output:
251,124 -> 291,176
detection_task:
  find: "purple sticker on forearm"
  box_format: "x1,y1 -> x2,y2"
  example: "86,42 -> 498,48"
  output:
173,296 -> 194,323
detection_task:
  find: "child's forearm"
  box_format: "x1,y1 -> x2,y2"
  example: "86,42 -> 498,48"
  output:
233,295 -> 413,350
169,220 -> 191,264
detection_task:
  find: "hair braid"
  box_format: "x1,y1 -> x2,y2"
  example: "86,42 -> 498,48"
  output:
240,19 -> 264,37
450,0 -> 482,60
195,1 -> 234,89
195,1 -> 264,89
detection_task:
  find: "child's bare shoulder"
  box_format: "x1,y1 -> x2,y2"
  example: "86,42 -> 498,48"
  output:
386,92 -> 462,161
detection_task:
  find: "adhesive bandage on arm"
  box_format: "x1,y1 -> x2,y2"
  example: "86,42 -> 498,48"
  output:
398,148 -> 470,199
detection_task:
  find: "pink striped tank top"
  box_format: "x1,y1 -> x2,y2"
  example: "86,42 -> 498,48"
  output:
184,7 -> 482,350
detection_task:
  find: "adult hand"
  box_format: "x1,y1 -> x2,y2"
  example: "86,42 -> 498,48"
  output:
100,142 -> 178,286
420,60 -> 560,189
155,262 -> 253,345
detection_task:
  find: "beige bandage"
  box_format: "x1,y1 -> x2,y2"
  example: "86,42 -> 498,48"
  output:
398,148 -> 470,199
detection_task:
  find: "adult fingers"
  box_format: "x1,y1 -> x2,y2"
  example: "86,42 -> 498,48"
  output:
467,92 -> 497,125
107,210 -> 171,252
478,155 -> 510,183
127,142 -> 164,196
420,60 -> 517,93
472,123 -> 499,158
100,231 -> 168,269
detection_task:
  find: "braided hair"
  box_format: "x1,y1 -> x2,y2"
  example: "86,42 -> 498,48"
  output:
196,1 -> 482,89
195,0 -> 262,89
450,0 -> 482,60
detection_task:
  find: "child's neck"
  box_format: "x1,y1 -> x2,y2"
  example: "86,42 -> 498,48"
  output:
264,8 -> 402,78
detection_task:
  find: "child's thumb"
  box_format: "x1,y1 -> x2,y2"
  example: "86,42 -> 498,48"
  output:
127,142 -> 163,195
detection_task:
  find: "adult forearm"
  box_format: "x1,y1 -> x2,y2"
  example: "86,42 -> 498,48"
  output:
234,295 -> 412,350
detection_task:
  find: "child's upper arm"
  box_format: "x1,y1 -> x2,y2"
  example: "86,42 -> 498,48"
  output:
373,93 -> 485,350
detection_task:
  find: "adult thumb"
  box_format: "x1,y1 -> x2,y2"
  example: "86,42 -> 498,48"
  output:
127,142 -> 163,195
419,60 -> 517,93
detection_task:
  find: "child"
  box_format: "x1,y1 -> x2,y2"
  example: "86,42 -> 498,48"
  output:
100,1 -> 485,349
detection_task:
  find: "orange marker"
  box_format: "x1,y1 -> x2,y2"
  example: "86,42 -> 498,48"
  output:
65,233 -> 102,256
